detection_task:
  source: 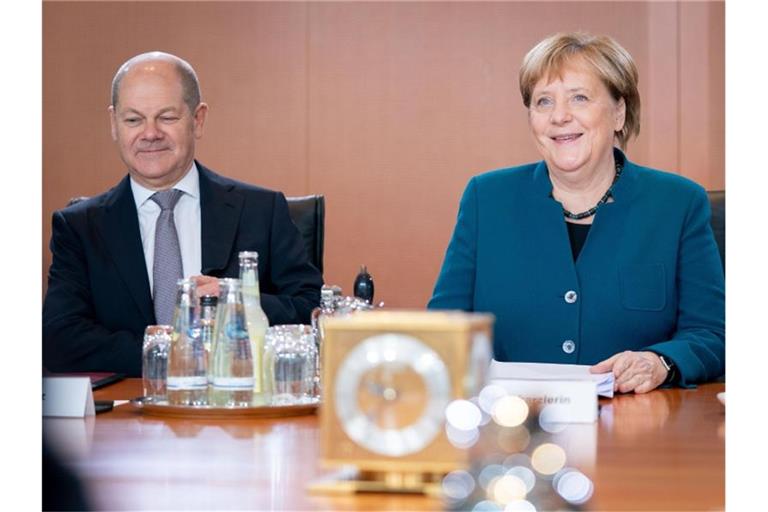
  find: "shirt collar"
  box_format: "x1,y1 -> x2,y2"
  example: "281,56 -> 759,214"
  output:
130,162 -> 200,209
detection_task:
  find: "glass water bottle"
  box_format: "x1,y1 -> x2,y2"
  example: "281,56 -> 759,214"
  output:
200,294 -> 218,385
239,251 -> 269,400
167,279 -> 208,406
310,286 -> 336,397
311,286 -> 336,341
210,278 -> 254,407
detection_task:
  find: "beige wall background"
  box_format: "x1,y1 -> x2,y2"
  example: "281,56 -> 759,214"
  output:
43,1 -> 724,308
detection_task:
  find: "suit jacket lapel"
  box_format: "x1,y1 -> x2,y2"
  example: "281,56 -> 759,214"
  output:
198,162 -> 244,275
575,149 -> 638,269
530,159 -> 581,272
95,176 -> 155,324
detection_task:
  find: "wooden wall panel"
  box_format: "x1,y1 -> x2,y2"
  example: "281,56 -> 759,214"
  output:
680,0 -> 725,191
644,1 -> 680,173
42,1 -> 309,292
42,1 -> 724,309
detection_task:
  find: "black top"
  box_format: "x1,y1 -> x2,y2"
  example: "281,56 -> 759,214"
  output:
566,221 -> 591,261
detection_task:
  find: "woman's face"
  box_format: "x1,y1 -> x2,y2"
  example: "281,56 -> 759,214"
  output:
528,61 -> 626,176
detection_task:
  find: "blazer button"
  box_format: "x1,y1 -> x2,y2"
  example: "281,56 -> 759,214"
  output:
564,290 -> 578,304
562,340 -> 576,354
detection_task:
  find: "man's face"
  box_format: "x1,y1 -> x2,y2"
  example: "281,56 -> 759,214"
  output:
109,61 -> 207,190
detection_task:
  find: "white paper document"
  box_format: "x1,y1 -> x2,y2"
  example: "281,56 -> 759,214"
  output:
488,360 -> 615,398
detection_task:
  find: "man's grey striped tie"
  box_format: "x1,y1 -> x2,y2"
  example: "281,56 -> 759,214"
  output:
151,189 -> 184,325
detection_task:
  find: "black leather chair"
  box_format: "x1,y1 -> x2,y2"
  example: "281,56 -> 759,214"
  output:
707,190 -> 725,382
707,190 -> 725,271
66,194 -> 325,274
286,195 -> 325,274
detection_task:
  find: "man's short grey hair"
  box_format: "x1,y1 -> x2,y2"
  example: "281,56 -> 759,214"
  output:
111,51 -> 202,113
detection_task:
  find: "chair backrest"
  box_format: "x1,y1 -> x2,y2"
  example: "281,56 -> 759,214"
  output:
707,190 -> 725,271
286,195 -> 325,274
66,194 -> 325,274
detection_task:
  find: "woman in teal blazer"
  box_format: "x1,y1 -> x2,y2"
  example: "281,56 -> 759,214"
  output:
428,33 -> 724,393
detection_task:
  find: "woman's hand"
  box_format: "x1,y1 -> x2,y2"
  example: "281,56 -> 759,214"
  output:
590,351 -> 668,394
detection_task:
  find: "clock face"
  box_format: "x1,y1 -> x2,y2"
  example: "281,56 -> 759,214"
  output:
334,333 -> 451,457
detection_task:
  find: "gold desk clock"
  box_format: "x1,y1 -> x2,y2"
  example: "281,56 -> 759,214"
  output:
312,310 -> 493,495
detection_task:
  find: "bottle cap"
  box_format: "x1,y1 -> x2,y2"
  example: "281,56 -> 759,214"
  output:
200,295 -> 218,306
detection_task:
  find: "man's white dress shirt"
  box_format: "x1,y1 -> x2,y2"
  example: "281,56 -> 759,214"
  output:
130,163 -> 202,294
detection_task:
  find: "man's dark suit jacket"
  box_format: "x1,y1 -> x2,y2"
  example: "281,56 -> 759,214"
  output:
43,162 -> 323,377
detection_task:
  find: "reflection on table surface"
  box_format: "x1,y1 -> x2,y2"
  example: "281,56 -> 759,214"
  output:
43,379 -> 724,511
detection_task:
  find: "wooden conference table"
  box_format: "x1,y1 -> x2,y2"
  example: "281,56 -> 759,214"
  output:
43,379 -> 725,511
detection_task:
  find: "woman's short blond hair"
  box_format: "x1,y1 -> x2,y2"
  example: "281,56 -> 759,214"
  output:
519,32 -> 640,149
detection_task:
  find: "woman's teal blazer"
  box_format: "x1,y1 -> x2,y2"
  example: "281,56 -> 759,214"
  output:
428,150 -> 725,385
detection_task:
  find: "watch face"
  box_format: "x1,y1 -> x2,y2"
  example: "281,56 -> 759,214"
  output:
334,333 -> 451,457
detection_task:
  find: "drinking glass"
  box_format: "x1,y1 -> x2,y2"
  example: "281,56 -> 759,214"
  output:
142,325 -> 173,401
264,325 -> 318,405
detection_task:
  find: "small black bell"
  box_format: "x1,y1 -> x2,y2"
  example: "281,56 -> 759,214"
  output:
353,265 -> 375,304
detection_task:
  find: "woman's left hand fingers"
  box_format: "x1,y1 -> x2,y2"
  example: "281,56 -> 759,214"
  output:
604,350 -> 668,393
633,377 -> 659,394
612,352 -> 639,388
614,353 -> 653,392
617,370 -> 652,393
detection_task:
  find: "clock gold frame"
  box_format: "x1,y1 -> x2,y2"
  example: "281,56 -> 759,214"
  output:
312,310 -> 493,495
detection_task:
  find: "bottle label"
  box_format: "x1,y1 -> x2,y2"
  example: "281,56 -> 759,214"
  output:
212,377 -> 255,389
166,376 -> 208,390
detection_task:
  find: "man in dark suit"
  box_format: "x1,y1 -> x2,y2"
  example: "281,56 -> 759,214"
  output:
43,52 -> 322,376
